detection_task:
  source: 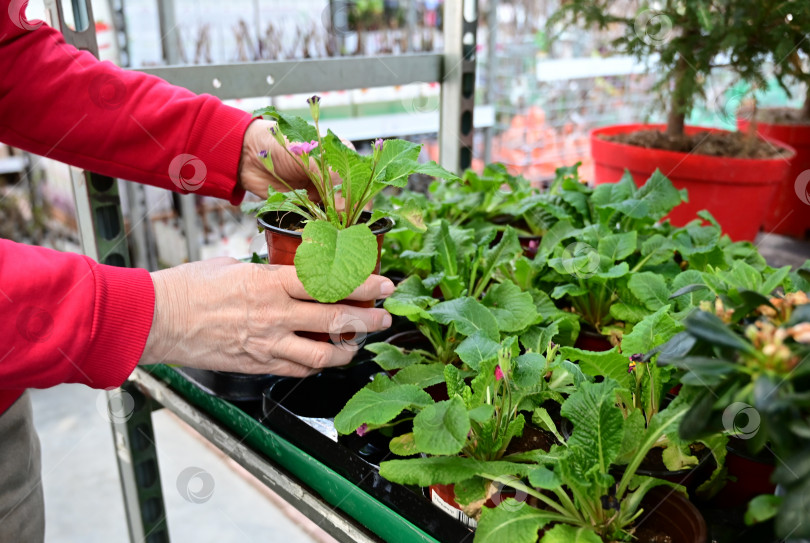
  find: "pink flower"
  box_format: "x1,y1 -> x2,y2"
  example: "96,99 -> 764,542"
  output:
356,423 -> 368,437
374,138 -> 384,151
495,365 -> 504,381
288,140 -> 319,156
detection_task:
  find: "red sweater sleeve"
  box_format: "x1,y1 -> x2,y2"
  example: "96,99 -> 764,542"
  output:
0,240 -> 154,393
0,3 -> 253,204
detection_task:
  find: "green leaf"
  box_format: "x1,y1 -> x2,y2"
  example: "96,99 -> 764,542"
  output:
476,501 -> 556,543
429,297 -> 500,341
379,457 -> 533,486
745,494 -> 781,525
295,221 -> 377,303
392,364 -> 447,388
334,384 -> 432,434
456,331 -> 502,371
389,432 -> 418,456
527,466 -> 562,490
479,227 -> 522,282
367,342 -> 427,371
532,407 -> 566,445
628,272 -> 670,311
469,404 -> 495,422
621,306 -> 683,355
383,276 -> 435,320
413,396 -> 471,455
537,220 -> 575,260
512,353 -> 546,388
482,280 -> 538,332
562,347 -> 632,389
253,106 -> 319,143
598,231 -> 637,262
560,380 -> 625,473
323,130 -> 372,205
540,524 -> 602,543
373,139 -> 422,185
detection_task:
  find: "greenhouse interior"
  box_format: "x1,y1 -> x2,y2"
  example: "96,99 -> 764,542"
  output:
2,0 -> 810,542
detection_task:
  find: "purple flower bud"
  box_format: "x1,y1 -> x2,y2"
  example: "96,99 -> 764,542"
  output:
629,353 -> 644,363
356,423 -> 368,437
374,138 -> 384,151
258,150 -> 268,159
495,365 -> 504,381
307,95 -> 321,106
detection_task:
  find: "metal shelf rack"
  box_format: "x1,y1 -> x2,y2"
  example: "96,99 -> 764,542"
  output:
49,0 -> 480,541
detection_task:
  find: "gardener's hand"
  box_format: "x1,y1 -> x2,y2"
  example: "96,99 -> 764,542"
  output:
239,119 -> 351,202
140,258 -> 394,377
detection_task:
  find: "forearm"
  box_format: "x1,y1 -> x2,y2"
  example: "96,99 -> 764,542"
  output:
0,240 -> 153,390
0,6 -> 252,203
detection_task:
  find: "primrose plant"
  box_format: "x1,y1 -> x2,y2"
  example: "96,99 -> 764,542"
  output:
248,96 -> 457,302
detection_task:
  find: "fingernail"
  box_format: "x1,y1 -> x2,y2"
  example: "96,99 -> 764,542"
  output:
382,313 -> 392,328
380,279 -> 395,298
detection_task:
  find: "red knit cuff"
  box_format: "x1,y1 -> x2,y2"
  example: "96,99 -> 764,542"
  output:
81,263 -> 155,389
190,101 -> 253,205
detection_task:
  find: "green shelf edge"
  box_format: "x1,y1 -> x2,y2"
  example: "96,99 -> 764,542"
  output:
143,365 -> 440,543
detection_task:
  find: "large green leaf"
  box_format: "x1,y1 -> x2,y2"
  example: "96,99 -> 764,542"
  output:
561,347 -> 632,389
598,231 -> 638,263
429,297 -> 500,341
475,501 -> 557,543
334,384 -> 432,434
621,306 -> 683,355
383,276 -> 435,320
479,227 -> 522,282
413,396 -> 471,455
628,272 -> 670,310
294,221 -> 377,303
456,331 -> 502,371
560,380 -> 624,473
366,342 -> 428,371
391,364 -> 447,389
379,457 -> 534,486
482,280 -> 538,332
540,524 -> 602,543
323,130 -> 372,203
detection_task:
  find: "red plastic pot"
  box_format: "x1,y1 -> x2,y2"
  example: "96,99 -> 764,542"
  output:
739,116 -> 810,240
635,486 -> 707,543
257,210 -> 394,342
574,328 -> 613,352
709,437 -> 776,508
591,124 -> 795,241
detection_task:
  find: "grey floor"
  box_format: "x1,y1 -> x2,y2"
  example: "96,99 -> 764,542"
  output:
30,384 -> 334,543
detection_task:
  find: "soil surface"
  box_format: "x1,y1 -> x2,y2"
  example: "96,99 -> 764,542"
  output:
750,106 -> 810,126
504,423 -> 556,455
632,527 -> 673,543
602,129 -> 790,159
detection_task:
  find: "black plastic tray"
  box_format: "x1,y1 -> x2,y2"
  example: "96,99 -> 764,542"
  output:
259,361 -> 474,543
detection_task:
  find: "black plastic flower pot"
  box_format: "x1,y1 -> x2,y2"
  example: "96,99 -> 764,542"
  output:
176,368 -> 278,406
708,437 -> 776,508
259,361 -> 474,542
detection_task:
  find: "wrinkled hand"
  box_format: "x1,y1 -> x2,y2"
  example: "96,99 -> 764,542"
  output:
140,258 -> 394,377
239,118 -> 348,202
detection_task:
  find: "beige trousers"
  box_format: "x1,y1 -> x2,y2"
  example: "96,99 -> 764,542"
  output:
0,391 -> 45,542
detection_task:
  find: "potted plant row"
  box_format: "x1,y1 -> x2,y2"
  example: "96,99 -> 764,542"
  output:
547,0 -> 799,241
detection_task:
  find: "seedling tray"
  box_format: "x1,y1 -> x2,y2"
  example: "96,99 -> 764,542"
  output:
260,361 -> 474,543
